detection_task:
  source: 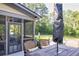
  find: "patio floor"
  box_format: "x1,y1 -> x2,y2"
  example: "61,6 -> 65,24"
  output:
8,43 -> 79,56
8,51 -> 24,56
29,44 -> 79,56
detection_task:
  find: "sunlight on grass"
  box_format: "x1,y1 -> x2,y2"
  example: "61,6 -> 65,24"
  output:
39,35 -> 52,39
35,35 -> 52,40
64,36 -> 79,40
35,35 -> 79,41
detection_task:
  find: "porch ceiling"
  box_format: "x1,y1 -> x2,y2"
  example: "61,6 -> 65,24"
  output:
0,10 -> 35,21
5,3 -> 41,19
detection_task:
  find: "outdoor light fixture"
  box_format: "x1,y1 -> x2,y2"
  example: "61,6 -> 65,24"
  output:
53,3 -> 64,56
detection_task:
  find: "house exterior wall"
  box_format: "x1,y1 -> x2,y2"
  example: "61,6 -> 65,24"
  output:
0,3 -> 35,21
0,3 -> 37,55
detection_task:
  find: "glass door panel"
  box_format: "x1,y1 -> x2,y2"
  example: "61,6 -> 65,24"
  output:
0,24 -> 6,55
8,23 -> 22,54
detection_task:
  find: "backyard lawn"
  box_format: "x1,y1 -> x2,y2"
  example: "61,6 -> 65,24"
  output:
35,35 -> 79,40
35,35 -> 79,48
35,35 -> 52,40
64,36 -> 79,40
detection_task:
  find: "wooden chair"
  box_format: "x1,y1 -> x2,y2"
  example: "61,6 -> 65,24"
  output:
39,39 -> 49,48
24,40 -> 38,56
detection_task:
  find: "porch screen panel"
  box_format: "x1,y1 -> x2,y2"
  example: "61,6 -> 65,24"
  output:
24,22 -> 33,38
0,15 -> 6,55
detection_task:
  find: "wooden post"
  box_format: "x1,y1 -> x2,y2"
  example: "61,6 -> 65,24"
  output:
5,16 -> 8,55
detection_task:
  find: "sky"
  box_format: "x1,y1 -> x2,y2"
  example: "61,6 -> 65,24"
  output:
63,3 -> 79,11
45,3 -> 79,13
45,3 -> 54,13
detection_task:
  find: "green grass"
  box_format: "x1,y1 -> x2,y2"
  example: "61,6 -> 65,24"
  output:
35,35 -> 79,41
39,35 -> 52,39
35,35 -> 52,40
64,35 -> 79,40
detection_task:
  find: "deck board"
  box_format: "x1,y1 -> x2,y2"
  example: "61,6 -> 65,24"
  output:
29,44 -> 79,56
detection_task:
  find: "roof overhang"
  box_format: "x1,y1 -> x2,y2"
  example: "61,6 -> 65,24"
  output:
13,3 -> 41,19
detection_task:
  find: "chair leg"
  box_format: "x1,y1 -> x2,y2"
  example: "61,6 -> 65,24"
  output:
37,41 -> 42,49
24,50 -> 30,56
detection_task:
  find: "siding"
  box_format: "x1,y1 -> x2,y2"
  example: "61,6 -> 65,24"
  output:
0,4 -> 35,21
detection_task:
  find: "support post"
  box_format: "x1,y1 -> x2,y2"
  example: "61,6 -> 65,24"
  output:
5,16 -> 8,55
22,19 -> 24,51
32,21 -> 35,39
57,39 -> 59,56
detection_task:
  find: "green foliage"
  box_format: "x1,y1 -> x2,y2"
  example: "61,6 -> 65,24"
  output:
64,10 -> 79,37
26,3 -> 48,16
35,15 -> 53,35
26,3 -> 53,35
0,24 -> 5,34
22,4 -> 79,36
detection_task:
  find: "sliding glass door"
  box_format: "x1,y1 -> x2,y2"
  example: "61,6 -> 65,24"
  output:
0,15 -> 6,55
0,24 -> 6,55
8,23 -> 22,54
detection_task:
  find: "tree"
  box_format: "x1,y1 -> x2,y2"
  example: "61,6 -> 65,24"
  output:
64,10 -> 79,37
25,3 -> 53,35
